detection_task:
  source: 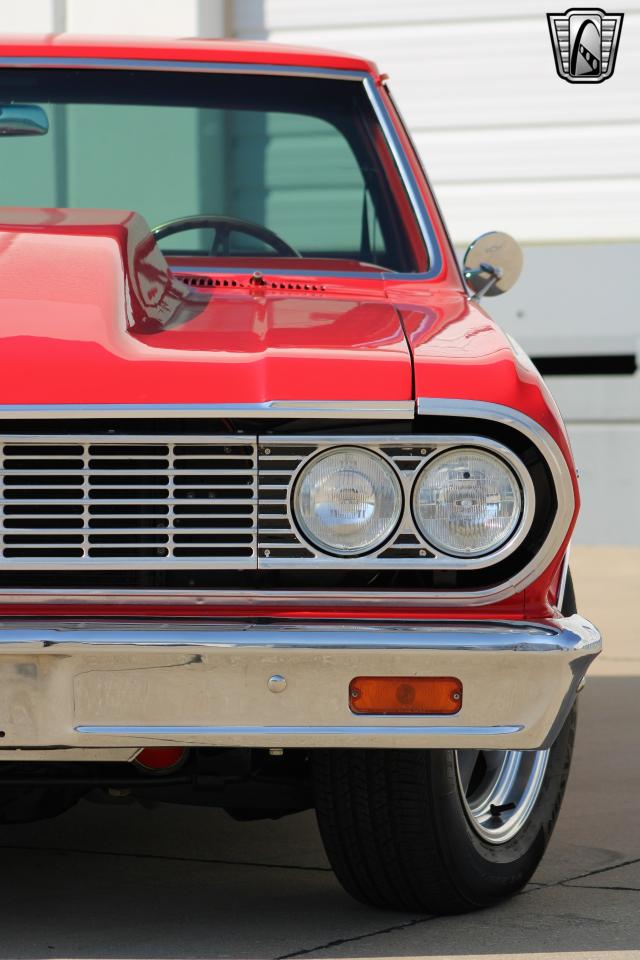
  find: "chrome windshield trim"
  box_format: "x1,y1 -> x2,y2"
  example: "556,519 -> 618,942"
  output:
0,401 -> 416,420
362,76 -> 442,277
0,57 -> 368,80
0,56 -> 441,281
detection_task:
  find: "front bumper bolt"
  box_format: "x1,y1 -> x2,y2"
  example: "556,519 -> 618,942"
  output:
268,674 -> 287,693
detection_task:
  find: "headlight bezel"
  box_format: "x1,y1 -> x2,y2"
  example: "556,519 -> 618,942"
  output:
291,445 -> 404,557
410,446 -> 525,559
275,435 -> 536,569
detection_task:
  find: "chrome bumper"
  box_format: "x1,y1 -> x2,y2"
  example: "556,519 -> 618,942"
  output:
0,615 -> 600,751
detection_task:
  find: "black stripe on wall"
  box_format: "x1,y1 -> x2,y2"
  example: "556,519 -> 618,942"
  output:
531,354 -> 637,376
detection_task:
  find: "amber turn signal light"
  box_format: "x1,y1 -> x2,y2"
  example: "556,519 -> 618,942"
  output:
349,676 -> 462,715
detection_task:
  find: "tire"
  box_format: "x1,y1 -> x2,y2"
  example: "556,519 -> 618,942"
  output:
312,573 -> 578,914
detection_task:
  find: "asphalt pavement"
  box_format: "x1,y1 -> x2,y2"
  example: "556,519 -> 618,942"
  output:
0,545 -> 638,960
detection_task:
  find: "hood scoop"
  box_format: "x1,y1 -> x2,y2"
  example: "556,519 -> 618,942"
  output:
0,207 -> 412,405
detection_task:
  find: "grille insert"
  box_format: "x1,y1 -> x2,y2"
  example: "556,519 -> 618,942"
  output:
258,440 -> 438,566
0,438 -> 257,568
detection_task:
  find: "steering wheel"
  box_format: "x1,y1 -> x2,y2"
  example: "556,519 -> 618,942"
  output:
152,214 -> 302,258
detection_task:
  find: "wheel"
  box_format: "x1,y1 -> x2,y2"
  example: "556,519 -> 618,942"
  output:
312,573 -> 578,914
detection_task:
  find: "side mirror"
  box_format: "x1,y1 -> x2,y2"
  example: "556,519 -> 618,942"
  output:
463,231 -> 523,300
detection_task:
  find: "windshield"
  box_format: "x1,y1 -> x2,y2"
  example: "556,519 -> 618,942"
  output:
0,68 -> 427,273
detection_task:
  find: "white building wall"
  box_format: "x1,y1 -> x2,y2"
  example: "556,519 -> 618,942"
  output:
1,0 -> 64,31
234,0 -> 640,245
2,0 -> 227,38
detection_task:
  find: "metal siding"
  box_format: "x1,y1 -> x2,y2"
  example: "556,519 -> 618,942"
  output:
237,1 -> 640,29
485,243 -> 637,357
1,0 -> 60,31
437,180 -> 640,244
65,0 -> 202,34
236,3 -> 640,244
413,125 -> 640,185
3,0 -> 226,36
567,424 -> 640,545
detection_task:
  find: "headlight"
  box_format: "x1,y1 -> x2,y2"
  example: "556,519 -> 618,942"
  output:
293,446 -> 402,556
412,447 -> 522,557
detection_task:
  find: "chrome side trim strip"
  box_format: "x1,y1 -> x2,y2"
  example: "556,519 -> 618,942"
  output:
0,401 -> 415,420
76,723 -> 523,743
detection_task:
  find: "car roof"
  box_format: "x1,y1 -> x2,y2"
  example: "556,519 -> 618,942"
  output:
0,35 -> 379,75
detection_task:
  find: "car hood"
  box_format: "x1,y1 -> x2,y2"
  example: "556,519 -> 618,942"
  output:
0,209 -> 413,406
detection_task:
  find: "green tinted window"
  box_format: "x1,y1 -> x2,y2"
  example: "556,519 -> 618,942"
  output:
0,69 -> 427,271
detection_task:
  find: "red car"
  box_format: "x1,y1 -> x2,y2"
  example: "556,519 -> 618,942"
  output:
0,36 -> 600,913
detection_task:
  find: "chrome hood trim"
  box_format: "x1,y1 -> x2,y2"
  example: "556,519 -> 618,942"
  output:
0,400 -> 415,420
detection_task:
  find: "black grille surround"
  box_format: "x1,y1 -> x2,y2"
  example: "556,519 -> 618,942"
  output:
0,416 -> 559,595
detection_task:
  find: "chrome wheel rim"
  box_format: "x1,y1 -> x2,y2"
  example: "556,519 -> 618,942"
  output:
455,748 -> 550,844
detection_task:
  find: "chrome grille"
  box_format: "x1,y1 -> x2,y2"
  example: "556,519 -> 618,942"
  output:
0,430 -> 535,573
0,437 -> 257,568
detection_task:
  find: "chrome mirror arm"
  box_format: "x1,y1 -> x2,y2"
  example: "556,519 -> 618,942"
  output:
465,261 -> 504,301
